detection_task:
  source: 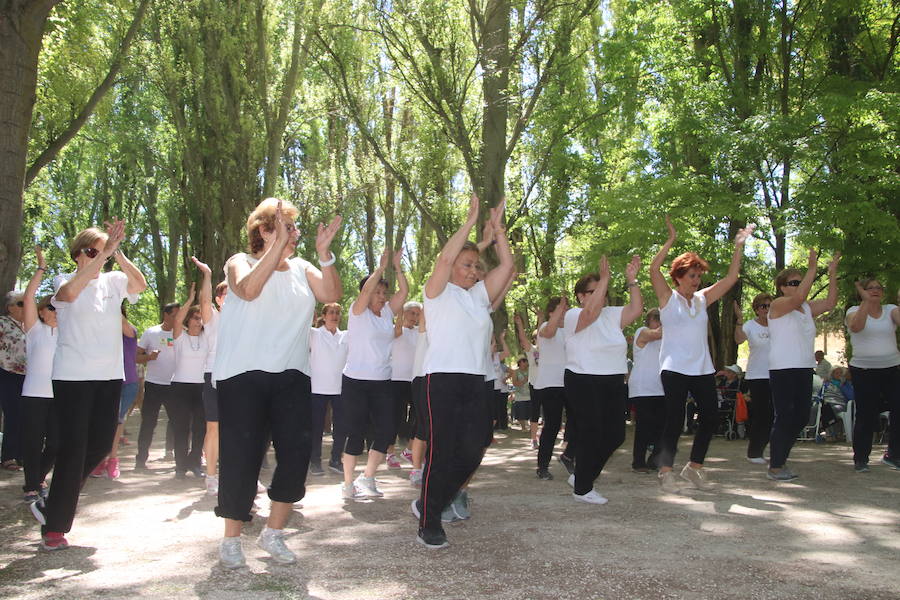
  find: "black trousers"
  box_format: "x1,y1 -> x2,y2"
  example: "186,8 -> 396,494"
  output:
21,396 -> 59,493
412,376 -> 429,441
310,393 -> 345,464
769,368 -> 812,469
418,373 -> 490,534
43,380 -> 120,534
215,370 -> 311,522
136,382 -> 173,466
341,376 -> 394,455
659,371 -> 718,468
565,370 -> 626,495
632,396 -> 665,469
535,386 -> 567,469
746,379 -> 773,459
494,390 -> 509,429
0,367 -> 24,463
391,380 -> 415,444
168,382 -> 206,472
851,365 -> 900,463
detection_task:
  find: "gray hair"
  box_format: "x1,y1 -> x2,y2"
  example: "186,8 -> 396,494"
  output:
403,301 -> 423,312
3,290 -> 24,315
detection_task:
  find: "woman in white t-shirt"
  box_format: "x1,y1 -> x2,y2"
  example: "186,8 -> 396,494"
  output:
766,250 -> 840,481
412,196 -> 513,549
340,248 -> 408,500
20,246 -> 58,505
386,301 -> 421,468
649,215 -> 754,492
308,302 -> 349,475
629,308 -> 663,473
34,221 -> 145,551
563,255 -> 642,505
846,278 -> 900,471
734,293 -> 773,464
213,198 -> 342,568
201,278 -> 227,495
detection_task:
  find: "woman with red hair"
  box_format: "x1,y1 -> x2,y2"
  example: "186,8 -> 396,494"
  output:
649,216 -> 754,492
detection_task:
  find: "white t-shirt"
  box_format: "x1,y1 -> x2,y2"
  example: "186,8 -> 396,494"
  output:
22,323 -> 57,398
203,309 -> 220,374
140,324 -> 177,385
172,332 -> 210,384
846,304 -> 900,369
533,322 -> 565,389
564,306 -> 628,375
742,320 -> 771,380
212,255 -> 315,383
343,304 -> 394,381
629,327 -> 663,398
659,291 -> 714,376
423,281 -> 491,376
526,349 -> 538,386
492,353 -> 505,390
309,326 -> 349,395
391,327 -> 419,382
412,330 -> 428,379
768,302 -> 816,371
51,271 -> 139,381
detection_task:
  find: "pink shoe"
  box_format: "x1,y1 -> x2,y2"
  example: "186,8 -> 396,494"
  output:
106,458 -> 120,479
41,532 -> 69,551
386,453 -> 402,469
400,448 -> 413,464
90,459 -> 108,478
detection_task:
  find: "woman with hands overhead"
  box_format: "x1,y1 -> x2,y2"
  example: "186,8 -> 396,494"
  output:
734,294 -> 774,465
650,215 -> 755,492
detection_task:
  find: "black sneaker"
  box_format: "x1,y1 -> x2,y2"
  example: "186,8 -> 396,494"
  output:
175,471 -> 187,480
190,466 -> 206,478
854,462 -> 870,473
536,468 -> 553,480
328,459 -> 342,474
133,462 -> 150,472
557,453 -> 575,476
309,463 -> 324,476
881,455 -> 900,470
416,527 -> 449,549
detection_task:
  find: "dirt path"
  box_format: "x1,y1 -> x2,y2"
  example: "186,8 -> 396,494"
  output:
1,416 -> 899,599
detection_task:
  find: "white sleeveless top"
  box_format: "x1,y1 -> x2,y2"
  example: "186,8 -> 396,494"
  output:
659,291 -> 714,376
212,254 -> 315,383
344,305 -> 394,381
533,322 -> 565,389
628,327 -> 663,398
742,320 -> 771,380
22,323 -> 57,398
846,304 -> 900,369
423,281 -> 491,376
563,306 -> 628,375
768,302 -> 815,371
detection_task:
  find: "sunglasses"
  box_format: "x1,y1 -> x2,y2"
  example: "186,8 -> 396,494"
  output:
44,305 -> 56,312
14,301 -> 23,307
756,303 -> 770,310
784,280 -> 802,287
81,247 -> 101,259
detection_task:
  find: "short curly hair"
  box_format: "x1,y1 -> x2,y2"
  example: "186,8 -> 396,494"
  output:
246,198 -> 300,254
669,252 -> 709,284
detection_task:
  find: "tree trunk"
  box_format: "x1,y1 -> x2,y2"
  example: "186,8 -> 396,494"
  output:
478,0 -> 511,225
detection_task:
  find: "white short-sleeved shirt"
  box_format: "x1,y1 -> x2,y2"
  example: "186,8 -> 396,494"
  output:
172,333 -> 209,384
768,302 -> 816,371
659,291 -> 714,376
742,320 -> 771,380
533,322 -> 565,389
203,309 -> 220,373
424,281 -> 491,376
140,324 -> 177,385
629,327 -> 663,398
22,323 -> 57,398
563,306 -> 628,375
526,349 -> 538,386
212,254 -> 316,383
343,304 -> 394,381
412,330 -> 428,379
51,271 -> 139,381
309,326 -> 349,395
846,304 -> 900,369
391,327 -> 419,382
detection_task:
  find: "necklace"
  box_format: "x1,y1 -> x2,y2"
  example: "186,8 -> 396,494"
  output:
189,335 -> 201,352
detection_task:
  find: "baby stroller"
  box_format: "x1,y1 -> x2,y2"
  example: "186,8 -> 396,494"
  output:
716,385 -> 740,440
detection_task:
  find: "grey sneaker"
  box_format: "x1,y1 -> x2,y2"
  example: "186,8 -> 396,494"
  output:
854,462 -> 870,473
354,475 -> 384,498
441,503 -> 461,523
257,528 -> 296,565
451,490 -> 470,520
766,468 -> 799,481
658,470 -> 681,493
880,455 -> 900,470
680,464 -> 714,490
308,462 -> 324,476
342,482 -> 364,500
219,537 -> 246,569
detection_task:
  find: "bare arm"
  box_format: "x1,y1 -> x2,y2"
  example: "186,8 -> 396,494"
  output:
575,256 -> 610,333
490,268 -> 515,312
701,223 -> 755,304
476,219 -> 495,253
354,249 -> 389,316
172,283 -> 195,340
498,333 -> 511,361
114,249 -> 148,296
620,255 -> 643,328
426,195 -> 479,300
769,249 -> 818,319
483,202 -> 515,304
306,215 -> 343,303
228,200 -> 298,301
192,257 -> 213,324
514,313 -> 533,352
388,249 -> 409,316
23,246 -> 46,333
135,346 -> 158,365
122,316 -> 136,337
892,306 -> 900,327
394,310 -> 404,339
734,300 -> 748,344
56,219 -> 125,303
809,253 -> 841,317
649,215 -> 676,308
540,297 -> 567,339
636,326 -> 662,348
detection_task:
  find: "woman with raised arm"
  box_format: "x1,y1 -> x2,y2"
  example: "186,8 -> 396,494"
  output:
411,196 -> 513,549
201,277 -> 227,494
846,279 -> 900,472
650,215 -> 755,492
32,220 -> 146,551
563,255 -> 642,504
513,310 -> 543,449
629,308 -> 664,473
212,198 -> 341,568
386,300 -> 422,468
766,250 -> 840,480
20,246 -> 58,504
734,294 -> 774,465
340,248 -> 408,500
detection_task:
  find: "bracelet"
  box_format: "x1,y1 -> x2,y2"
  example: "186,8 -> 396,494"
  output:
318,252 -> 336,267
36,267 -> 45,272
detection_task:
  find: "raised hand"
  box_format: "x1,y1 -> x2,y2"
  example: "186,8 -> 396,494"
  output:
735,223 -> 756,247
488,198 -> 506,232
316,215 -> 342,258
598,255 -> 610,280
35,245 -> 46,270
625,255 -> 641,283
827,252 -> 841,275
481,219 -> 495,246
186,282 -> 196,303
392,248 -> 404,272
854,280 -> 874,303
378,248 -> 390,271
665,214 -> 676,243
273,200 -> 292,246
191,256 -> 211,276
102,218 -> 126,255
466,194 -> 480,225
807,248 -> 819,269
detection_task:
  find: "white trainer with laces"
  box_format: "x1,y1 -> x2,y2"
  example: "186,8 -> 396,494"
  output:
680,464 -> 714,490
573,490 -> 608,505
567,473 -> 575,488
219,537 -> 246,569
354,475 -> 384,497
206,475 -> 219,496
257,527 -> 296,564
342,482 -> 364,500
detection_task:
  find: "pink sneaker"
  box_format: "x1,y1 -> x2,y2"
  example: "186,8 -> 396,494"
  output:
386,453 -> 402,469
41,532 -> 69,551
106,458 -> 120,479
90,459 -> 107,478
400,448 -> 413,464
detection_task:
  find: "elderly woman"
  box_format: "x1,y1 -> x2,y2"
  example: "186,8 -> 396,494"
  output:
386,301 -> 422,468
629,308 -> 664,473
0,288 -> 27,471
735,293 -> 774,464
846,278 -> 899,472
649,215 -> 754,492
308,302 -> 349,476
31,220 -> 146,551
212,198 -> 341,568
766,249 -> 840,481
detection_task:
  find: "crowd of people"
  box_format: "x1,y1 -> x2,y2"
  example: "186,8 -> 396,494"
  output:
0,198 -> 897,564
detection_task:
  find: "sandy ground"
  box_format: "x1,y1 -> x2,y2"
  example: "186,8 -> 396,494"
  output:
1,414 -> 899,600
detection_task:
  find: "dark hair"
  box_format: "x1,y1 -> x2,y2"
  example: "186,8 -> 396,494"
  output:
751,292 -> 773,310
162,302 -> 181,317
358,275 -> 388,292
644,308 -> 660,326
574,274 -> 600,297
544,296 -> 564,315
773,269 -> 803,297
669,252 -> 709,284
37,295 -> 54,322
184,305 -> 204,330
215,281 -> 228,298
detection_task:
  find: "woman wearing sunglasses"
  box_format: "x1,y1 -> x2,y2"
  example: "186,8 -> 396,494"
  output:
734,293 -> 774,465
34,221 -> 147,550
767,249 -> 840,481
0,288 -> 27,472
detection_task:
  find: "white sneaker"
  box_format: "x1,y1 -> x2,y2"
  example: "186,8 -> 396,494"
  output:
680,464 -> 714,490
658,471 -> 681,493
567,473 -> 575,488
342,482 -> 364,500
257,527 -> 296,565
206,475 -> 219,496
573,490 -> 608,505
747,457 -> 768,465
219,537 -> 246,569
409,468 -> 423,486
354,475 -> 384,498
256,480 -> 267,494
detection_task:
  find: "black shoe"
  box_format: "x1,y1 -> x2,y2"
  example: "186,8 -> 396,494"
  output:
328,459 -> 342,474
175,471 -> 187,480
133,462 -> 149,472
536,468 -> 553,480
190,467 -> 206,478
416,527 -> 449,549
557,453 -> 575,476
309,463 -> 324,476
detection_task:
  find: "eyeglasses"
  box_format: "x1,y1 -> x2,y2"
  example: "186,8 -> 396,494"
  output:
756,303 -> 770,310
81,247 -> 100,259
865,285 -> 884,292
784,280 -> 802,287
45,305 -> 56,312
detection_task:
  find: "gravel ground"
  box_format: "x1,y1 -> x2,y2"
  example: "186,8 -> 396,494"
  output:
1,415 -> 899,600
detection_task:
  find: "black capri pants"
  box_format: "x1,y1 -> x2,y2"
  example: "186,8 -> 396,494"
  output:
658,370 -> 718,468
412,376 -> 429,441
341,376 -> 394,455
214,369 -> 311,522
